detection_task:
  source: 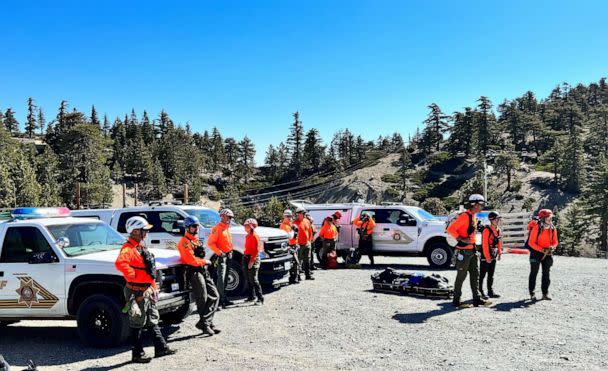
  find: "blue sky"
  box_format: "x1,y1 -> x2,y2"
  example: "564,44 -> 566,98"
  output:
1,0 -> 607,162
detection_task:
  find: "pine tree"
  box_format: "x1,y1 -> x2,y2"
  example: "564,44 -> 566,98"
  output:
237,136 -> 256,182
35,147 -> 62,206
264,144 -> 280,180
37,108 -> 46,136
538,136 -> 564,187
57,100 -> 68,129
558,202 -> 585,256
0,159 -> 16,207
110,117 -> 127,178
141,110 -> 155,144
397,146 -> 412,193
276,142 -> 290,176
210,127 -> 226,171
224,137 -> 238,173
303,128 -> 323,174
448,109 -> 473,156
498,100 -> 525,151
102,114 -> 111,138
287,111 -> 304,176
26,97 -> 38,138
10,149 -> 41,206
582,155 -> 608,255
90,105 -> 101,127
585,105 -> 608,157
390,133 -> 404,152
422,103 -> 450,152
0,110 -> 4,131
148,159 -> 167,200
158,110 -> 173,137
561,99 -> 586,193
475,96 -> 496,156
4,108 -> 19,135
494,152 -> 520,191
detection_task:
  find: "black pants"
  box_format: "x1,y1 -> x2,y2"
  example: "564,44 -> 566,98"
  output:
479,259 -> 496,294
188,267 -> 219,326
359,236 -> 374,265
244,255 -> 263,301
132,325 -> 166,356
529,249 -> 553,295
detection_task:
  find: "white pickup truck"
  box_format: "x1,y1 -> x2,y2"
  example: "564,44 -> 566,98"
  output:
0,208 -> 190,347
292,201 -> 454,268
72,204 -> 292,296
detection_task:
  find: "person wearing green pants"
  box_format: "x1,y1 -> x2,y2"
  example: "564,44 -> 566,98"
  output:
447,194 -> 491,308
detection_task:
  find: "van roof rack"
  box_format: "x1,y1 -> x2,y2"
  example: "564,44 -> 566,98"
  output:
380,202 -> 403,206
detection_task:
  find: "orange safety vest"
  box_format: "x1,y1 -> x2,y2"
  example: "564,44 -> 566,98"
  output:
319,222 -> 338,240
293,218 -> 312,245
446,210 -> 477,250
207,222 -> 233,255
115,237 -> 157,288
481,225 -> 502,261
353,217 -> 376,235
177,232 -> 208,267
280,220 -> 297,246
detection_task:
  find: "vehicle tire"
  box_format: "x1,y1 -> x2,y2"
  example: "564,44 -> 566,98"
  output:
160,301 -> 191,325
77,294 -> 130,348
225,257 -> 247,297
426,243 -> 453,269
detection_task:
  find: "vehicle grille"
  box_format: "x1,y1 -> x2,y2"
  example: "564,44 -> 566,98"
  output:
156,265 -> 187,293
264,238 -> 290,258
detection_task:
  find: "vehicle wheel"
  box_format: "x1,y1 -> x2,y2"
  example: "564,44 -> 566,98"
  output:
160,301 -> 191,325
426,243 -> 453,269
225,258 -> 247,297
77,294 -> 130,348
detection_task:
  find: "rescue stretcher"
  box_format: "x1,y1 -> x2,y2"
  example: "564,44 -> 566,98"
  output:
371,269 -> 454,298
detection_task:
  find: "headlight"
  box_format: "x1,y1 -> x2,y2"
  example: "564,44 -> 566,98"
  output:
259,251 -> 268,259
281,242 -> 288,249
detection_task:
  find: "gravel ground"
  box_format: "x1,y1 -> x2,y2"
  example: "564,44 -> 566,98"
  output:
1,254 -> 607,370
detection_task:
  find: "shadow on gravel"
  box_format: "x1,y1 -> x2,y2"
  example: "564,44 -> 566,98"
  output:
0,324 -> 181,368
392,302 -> 455,324
492,299 -> 536,312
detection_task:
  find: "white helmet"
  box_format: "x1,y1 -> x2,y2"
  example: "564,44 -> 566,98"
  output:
295,207 -> 306,214
244,218 -> 258,228
219,208 -> 234,218
283,209 -> 293,217
125,216 -> 153,233
468,194 -> 486,205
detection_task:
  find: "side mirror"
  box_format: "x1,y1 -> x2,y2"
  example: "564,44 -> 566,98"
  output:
56,237 -> 70,248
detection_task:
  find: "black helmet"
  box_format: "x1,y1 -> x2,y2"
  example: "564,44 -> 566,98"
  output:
488,211 -> 501,220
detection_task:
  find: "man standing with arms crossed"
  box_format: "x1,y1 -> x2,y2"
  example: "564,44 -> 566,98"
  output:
177,215 -> 220,336
207,208 -> 235,309
447,194 -> 490,308
280,209 -> 301,284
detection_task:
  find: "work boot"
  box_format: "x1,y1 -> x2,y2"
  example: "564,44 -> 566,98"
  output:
289,277 -> 298,285
542,294 -> 552,301
488,291 -> 501,298
196,322 -> 215,336
132,350 -> 152,364
473,298 -> 492,307
305,275 -> 315,280
224,300 -> 235,306
155,347 -> 177,358
480,290 -> 489,300
254,299 -> 264,305
210,324 -> 221,334
244,297 -> 256,302
530,292 -> 537,301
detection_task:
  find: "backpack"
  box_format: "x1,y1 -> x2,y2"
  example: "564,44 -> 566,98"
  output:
445,211 -> 474,247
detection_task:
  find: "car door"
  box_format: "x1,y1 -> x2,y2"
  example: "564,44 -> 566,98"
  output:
0,225 -> 66,316
363,208 -> 418,253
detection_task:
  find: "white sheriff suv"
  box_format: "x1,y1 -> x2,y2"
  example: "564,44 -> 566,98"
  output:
0,208 -> 190,347
291,201 -> 454,268
71,203 -> 293,296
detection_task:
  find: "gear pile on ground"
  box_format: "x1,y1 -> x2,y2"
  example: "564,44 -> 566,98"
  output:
371,268 -> 453,298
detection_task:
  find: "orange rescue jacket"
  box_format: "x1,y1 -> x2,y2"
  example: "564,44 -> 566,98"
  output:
115,237 -> 157,288
280,220 -> 297,246
353,217 -> 376,235
207,222 -> 233,255
293,218 -> 312,245
319,222 -> 338,240
528,223 -> 558,252
177,232 -> 208,267
481,225 -> 502,261
446,210 -> 477,250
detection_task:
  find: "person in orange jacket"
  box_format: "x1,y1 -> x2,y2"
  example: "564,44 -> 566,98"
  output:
293,207 -> 314,280
318,216 -> 338,268
243,218 -> 265,304
115,216 -> 176,363
280,209 -> 301,284
306,213 -> 318,271
207,208 -> 235,309
479,212 -> 502,299
177,215 -> 219,336
353,211 -> 376,265
528,209 -> 559,301
446,194 -> 490,308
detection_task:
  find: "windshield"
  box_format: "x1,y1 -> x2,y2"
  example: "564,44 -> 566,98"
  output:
46,222 -> 126,257
415,208 -> 437,221
184,209 -> 221,227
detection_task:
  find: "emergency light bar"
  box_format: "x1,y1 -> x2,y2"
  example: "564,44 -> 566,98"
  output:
11,207 -> 72,219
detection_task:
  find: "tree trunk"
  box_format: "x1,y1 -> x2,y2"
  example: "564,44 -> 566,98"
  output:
507,170 -> 511,191
601,217 -> 608,257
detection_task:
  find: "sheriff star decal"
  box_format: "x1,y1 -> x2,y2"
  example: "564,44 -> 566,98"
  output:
0,276 -> 59,309
16,278 -> 41,308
